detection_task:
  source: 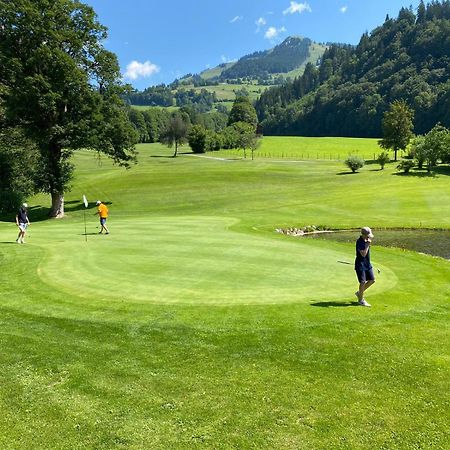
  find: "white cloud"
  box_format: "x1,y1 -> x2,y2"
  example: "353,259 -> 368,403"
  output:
124,60 -> 160,80
340,6 -> 348,13
283,2 -> 312,15
221,55 -> 237,63
265,26 -> 287,40
230,16 -> 243,23
255,17 -> 266,32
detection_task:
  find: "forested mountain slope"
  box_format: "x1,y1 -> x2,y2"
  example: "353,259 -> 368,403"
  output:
256,1 -> 450,137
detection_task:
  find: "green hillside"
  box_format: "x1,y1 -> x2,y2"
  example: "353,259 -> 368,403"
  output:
199,62 -> 235,80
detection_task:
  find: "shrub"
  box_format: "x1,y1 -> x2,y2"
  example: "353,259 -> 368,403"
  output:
376,151 -> 391,169
396,160 -> 415,173
188,125 -> 208,153
345,155 -> 365,173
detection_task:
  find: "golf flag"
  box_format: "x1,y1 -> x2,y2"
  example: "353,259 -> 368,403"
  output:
82,195 -> 88,208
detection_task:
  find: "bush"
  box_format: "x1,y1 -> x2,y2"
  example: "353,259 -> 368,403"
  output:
345,155 -> 365,173
187,125 -> 208,153
376,151 -> 391,169
396,160 -> 415,173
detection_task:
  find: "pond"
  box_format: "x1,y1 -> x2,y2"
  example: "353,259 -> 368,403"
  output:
303,229 -> 450,260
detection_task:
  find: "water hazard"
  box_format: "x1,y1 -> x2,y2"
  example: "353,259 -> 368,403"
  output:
304,229 -> 450,260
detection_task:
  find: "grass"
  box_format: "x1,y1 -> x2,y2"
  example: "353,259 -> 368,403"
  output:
209,136 -> 384,161
131,105 -> 179,112
0,140 -> 449,449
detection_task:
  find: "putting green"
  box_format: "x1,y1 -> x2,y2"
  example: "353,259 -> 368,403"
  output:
16,216 -> 396,306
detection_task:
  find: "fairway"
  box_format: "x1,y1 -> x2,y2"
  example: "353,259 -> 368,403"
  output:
0,141 -> 449,449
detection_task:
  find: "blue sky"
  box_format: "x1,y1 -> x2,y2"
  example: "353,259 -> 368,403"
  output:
84,0 -> 420,90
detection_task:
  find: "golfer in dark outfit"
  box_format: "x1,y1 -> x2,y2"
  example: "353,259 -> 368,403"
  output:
15,203 -> 30,244
355,227 -> 375,307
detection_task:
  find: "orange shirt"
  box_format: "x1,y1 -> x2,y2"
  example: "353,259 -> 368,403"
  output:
98,203 -> 108,218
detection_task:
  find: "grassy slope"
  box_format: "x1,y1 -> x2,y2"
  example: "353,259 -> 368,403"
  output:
0,141 -> 449,449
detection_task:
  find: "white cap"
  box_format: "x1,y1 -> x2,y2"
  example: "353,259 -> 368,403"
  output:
96,200 -> 101,205
22,203 -> 28,208
361,227 -> 374,238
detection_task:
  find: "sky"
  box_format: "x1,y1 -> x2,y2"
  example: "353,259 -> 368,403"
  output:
83,0 -> 421,90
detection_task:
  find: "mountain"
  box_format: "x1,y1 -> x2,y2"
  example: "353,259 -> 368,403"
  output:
200,37 -> 326,83
125,37 -> 327,110
256,1 -> 450,137
199,37 -> 326,84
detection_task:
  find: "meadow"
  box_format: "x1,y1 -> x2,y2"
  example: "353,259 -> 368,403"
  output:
0,140 -> 449,449
211,136 -> 385,161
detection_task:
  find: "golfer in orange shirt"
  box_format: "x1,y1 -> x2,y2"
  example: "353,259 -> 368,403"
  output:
95,200 -> 110,234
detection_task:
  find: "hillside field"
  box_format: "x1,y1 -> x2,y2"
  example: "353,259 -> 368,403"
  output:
0,139 -> 449,449
131,83 -> 268,113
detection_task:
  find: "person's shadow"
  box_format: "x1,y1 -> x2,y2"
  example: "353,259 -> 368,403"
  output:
311,301 -> 359,307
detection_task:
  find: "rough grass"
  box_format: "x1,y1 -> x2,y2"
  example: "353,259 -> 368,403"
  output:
0,140 -> 449,449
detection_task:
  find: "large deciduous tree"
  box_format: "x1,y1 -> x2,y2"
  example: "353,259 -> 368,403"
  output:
0,0 -> 138,217
378,100 -> 414,161
0,93 -> 40,213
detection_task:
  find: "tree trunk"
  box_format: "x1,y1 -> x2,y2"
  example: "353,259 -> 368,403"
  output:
394,148 -> 398,161
49,192 -> 65,218
173,141 -> 178,157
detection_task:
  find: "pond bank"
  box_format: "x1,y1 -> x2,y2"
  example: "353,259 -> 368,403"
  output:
278,228 -> 450,260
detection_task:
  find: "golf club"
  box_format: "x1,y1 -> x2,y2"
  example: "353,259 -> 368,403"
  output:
338,260 -> 381,273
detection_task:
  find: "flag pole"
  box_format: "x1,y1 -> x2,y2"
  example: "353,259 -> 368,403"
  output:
84,210 -> 87,242
82,195 -> 88,242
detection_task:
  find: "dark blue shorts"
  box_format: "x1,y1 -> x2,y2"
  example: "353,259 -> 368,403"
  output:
356,268 -> 375,283
100,218 -> 107,225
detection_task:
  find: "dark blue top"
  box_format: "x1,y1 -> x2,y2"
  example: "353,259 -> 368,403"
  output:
355,237 -> 372,271
17,208 -> 28,223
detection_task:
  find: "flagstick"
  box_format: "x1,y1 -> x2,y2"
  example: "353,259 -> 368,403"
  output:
82,195 -> 89,242
84,208 -> 87,242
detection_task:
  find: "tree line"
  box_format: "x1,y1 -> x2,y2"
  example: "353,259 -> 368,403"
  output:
152,97 -> 260,159
256,1 -> 450,137
345,99 -> 450,173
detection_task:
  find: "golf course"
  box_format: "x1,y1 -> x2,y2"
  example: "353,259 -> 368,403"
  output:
0,140 -> 449,449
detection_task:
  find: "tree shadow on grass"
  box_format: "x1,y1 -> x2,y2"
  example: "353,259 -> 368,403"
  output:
0,200 -> 113,223
393,165 -> 450,177
392,171 -> 436,178
150,151 -> 192,158
336,171 -> 358,175
311,301 -> 360,307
